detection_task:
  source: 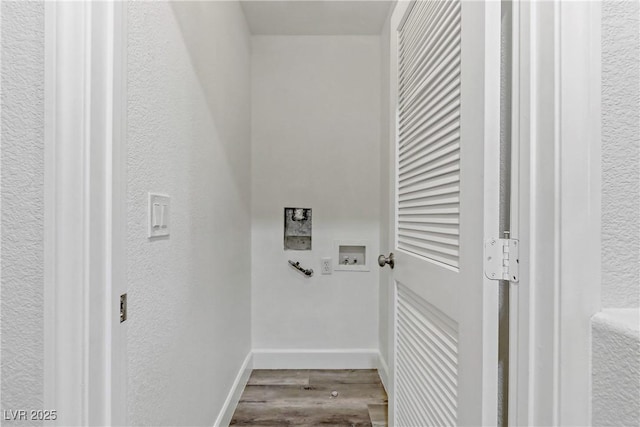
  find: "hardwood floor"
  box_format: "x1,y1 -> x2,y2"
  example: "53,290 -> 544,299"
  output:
230,369 -> 388,426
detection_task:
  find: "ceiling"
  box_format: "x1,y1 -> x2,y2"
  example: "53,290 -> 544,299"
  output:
240,1 -> 393,35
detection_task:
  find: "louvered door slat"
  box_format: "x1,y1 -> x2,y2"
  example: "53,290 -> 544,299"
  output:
400,89 -> 459,149
400,2 -> 461,100
399,0 -> 453,87
400,139 -> 459,173
398,204 -> 459,215
398,71 -> 459,133
399,193 -> 459,208
400,87 -> 460,145
398,309 -> 459,372
397,284 -> 459,426
397,0 -> 461,270
396,359 -> 453,425
396,336 -> 457,424
396,369 -> 438,426
400,154 -> 459,186
396,228 -> 458,246
400,156 -> 459,189
398,2 -> 442,75
399,124 -> 459,166
398,182 -> 459,203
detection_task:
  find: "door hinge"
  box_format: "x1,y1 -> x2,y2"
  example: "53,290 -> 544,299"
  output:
484,238 -> 519,283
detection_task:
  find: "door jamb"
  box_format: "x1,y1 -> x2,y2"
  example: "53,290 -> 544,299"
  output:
111,2 -> 128,426
508,2 -> 601,425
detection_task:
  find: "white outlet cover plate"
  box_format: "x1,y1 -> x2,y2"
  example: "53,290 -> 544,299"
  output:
321,257 -> 332,275
148,193 -> 170,238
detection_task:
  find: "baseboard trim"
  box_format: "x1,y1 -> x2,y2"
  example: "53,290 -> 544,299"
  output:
214,351 -> 253,427
377,352 -> 390,394
252,349 -> 379,369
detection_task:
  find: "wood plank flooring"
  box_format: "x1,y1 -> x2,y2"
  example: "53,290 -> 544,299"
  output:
230,369 -> 388,426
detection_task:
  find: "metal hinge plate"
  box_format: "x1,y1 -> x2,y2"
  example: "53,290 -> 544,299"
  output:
484,238 -> 519,283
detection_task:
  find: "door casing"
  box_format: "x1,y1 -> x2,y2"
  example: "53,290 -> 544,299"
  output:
44,2 -> 128,425
42,1 -> 602,425
507,2 -> 602,426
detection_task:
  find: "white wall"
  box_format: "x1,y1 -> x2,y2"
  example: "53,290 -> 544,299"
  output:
601,0 -> 640,308
126,2 -> 252,425
592,310 -> 640,426
0,2 -> 45,425
251,36 -> 381,364
592,1 -> 640,424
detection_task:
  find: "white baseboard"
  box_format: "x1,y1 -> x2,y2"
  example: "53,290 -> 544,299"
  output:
252,348 -> 379,369
377,352 -> 390,394
214,351 -> 253,427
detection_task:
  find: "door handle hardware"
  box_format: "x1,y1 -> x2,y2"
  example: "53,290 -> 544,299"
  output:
378,253 -> 395,269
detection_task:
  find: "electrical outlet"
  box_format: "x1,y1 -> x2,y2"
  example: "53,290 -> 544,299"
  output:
321,257 -> 332,275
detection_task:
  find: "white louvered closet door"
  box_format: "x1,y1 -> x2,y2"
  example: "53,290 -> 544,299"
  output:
386,1 -> 501,426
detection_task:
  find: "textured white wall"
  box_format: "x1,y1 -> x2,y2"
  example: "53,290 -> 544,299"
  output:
126,2 -> 252,425
592,2 -> 640,425
0,2 -> 45,424
592,310 -> 640,426
251,36 -> 381,354
601,0 -> 640,308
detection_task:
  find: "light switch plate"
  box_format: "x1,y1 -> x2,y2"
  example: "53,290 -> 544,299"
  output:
148,193 -> 170,238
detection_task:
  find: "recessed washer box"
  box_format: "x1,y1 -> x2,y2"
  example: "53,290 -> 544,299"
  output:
334,240 -> 370,272
284,207 -> 312,250
148,193 -> 170,238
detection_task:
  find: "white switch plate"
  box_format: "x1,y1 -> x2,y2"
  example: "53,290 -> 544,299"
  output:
148,193 -> 170,238
321,257 -> 332,275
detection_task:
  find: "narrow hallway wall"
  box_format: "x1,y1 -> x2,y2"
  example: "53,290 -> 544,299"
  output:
0,2 -> 45,425
592,1 -> 640,425
601,0 -> 640,308
251,36 -> 381,364
126,2 -> 252,425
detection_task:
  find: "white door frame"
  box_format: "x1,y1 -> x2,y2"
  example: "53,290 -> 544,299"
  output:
508,1 -> 601,426
44,2 -> 128,425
